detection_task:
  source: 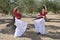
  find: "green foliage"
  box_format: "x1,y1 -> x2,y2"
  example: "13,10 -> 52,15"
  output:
0,0 -> 10,14
16,0 -> 39,14
0,0 -> 60,14
41,0 -> 60,13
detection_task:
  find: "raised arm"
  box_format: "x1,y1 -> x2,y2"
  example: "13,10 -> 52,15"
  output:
44,5 -> 47,12
13,6 -> 19,11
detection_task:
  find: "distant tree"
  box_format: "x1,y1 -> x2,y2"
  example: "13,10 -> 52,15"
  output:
0,0 -> 10,14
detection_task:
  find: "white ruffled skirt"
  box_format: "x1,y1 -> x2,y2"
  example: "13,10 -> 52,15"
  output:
14,18 -> 28,37
34,18 -> 46,34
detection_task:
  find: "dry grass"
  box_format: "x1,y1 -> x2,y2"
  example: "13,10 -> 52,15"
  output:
0,12 -> 60,40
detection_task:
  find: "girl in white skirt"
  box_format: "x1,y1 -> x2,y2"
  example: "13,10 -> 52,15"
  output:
34,5 -> 48,35
14,18 -> 28,37
13,6 -> 28,37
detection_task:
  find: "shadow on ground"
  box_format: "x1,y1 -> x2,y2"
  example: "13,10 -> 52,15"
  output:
0,19 -> 12,24
0,24 -> 35,35
45,25 -> 60,30
22,31 -> 42,40
45,25 -> 60,39
0,27 -> 42,40
45,32 -> 60,39
47,18 -> 60,22
0,27 -> 15,35
27,24 -> 35,29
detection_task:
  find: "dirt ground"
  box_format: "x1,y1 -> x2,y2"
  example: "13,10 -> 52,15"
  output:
0,12 -> 60,40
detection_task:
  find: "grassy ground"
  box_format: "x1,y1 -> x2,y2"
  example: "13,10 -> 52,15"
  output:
0,12 -> 60,40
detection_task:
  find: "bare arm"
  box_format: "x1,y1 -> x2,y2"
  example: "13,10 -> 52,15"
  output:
13,6 -> 19,11
44,5 -> 47,12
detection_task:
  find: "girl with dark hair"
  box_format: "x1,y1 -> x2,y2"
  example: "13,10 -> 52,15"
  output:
13,6 -> 28,37
34,5 -> 48,35
13,6 -> 22,19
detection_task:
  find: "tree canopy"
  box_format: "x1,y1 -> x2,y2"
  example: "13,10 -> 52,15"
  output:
0,0 -> 60,14
0,0 -> 10,14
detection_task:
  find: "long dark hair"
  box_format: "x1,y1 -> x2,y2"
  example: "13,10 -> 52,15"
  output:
42,6 -> 45,9
39,6 -> 45,12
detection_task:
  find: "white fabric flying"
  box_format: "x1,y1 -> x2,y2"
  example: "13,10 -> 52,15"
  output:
34,18 -> 46,34
14,18 -> 28,37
